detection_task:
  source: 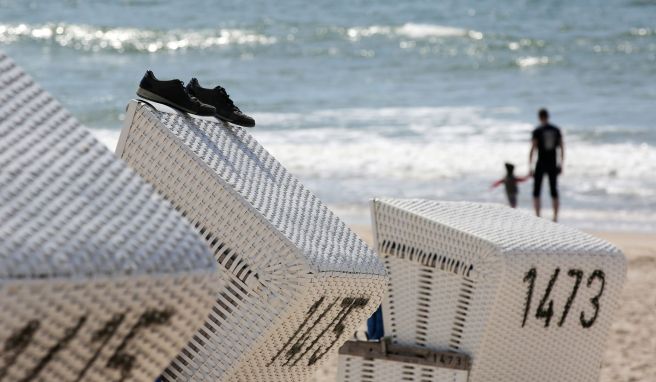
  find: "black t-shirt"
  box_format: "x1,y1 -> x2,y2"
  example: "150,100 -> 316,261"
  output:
532,123 -> 562,169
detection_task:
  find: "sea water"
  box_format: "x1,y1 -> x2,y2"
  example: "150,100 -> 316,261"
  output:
1,0 -> 654,231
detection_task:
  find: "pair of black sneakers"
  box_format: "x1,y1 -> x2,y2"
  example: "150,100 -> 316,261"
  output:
137,71 -> 255,127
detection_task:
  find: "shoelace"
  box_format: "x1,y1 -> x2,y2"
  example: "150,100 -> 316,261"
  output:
215,86 -> 240,111
178,80 -> 202,107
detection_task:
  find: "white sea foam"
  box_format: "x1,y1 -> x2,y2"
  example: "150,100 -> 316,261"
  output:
345,23 -> 482,41
516,56 -> 550,68
89,107 -> 656,191
630,27 -> 653,36
0,23 -> 276,52
0,22 -> 485,51
90,128 -> 120,152
557,208 -> 656,232
251,108 -> 656,188
400,23 -> 483,39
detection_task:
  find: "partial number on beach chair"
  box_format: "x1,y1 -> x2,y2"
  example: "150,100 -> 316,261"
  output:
338,339 -> 470,382
362,198 -> 626,382
116,100 -> 388,381
0,52 -> 221,381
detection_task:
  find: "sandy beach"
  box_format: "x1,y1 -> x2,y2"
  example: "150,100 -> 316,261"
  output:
311,226 -> 656,382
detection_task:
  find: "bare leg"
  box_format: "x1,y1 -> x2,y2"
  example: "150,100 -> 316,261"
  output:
533,197 -> 540,217
552,198 -> 559,222
547,171 -> 559,222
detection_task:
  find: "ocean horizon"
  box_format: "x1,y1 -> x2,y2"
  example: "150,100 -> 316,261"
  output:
2,0 -> 654,231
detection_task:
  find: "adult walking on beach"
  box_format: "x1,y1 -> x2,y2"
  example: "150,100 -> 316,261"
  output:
529,108 -> 564,222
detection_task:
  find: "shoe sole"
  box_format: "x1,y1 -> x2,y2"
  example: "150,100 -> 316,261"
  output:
137,87 -> 211,116
215,113 -> 255,128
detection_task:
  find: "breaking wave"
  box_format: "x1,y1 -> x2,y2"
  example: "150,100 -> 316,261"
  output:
516,56 -> 551,68
88,106 -> 653,195
345,23 -> 483,41
0,22 -> 483,53
0,23 -> 276,52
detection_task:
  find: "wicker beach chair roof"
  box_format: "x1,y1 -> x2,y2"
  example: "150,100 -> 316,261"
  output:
373,198 -> 621,257
0,51 -> 215,279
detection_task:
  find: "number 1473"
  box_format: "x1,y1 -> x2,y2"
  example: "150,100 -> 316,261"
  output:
521,267 -> 605,329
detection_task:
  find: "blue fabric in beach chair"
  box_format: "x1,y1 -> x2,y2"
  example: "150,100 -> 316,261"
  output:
366,306 -> 385,340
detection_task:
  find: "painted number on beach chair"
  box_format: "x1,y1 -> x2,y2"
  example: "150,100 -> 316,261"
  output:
269,296 -> 369,367
0,308 -> 174,382
522,267 -> 605,329
0,320 -> 40,381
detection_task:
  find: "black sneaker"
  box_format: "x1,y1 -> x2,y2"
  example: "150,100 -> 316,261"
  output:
186,78 -> 255,127
137,71 -> 216,117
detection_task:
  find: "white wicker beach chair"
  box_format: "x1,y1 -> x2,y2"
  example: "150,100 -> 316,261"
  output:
370,198 -> 626,382
116,100 -> 388,381
337,339 -> 470,382
0,52 -> 221,382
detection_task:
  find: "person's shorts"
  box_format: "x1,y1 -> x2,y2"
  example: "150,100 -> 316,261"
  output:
533,166 -> 559,198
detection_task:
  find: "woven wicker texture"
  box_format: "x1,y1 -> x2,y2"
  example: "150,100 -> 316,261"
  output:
0,51 -> 220,382
372,198 -> 626,382
337,355 -> 468,382
336,339 -> 470,382
116,100 -> 388,381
